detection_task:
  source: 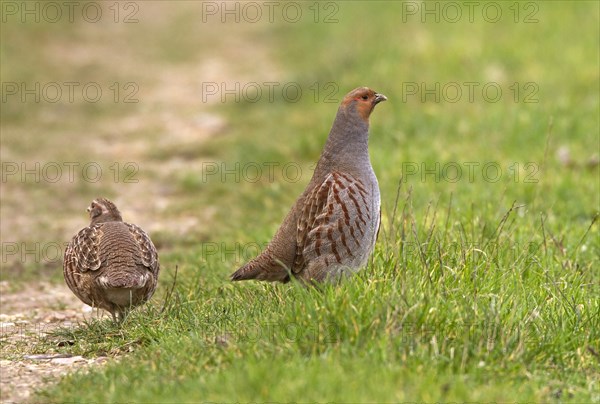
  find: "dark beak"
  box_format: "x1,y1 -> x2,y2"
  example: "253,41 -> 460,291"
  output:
374,93 -> 387,104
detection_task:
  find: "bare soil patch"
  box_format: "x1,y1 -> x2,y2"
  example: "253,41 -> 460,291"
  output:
0,281 -> 105,403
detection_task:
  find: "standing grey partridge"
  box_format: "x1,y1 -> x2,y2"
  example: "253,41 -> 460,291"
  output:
64,198 -> 160,321
231,87 -> 386,284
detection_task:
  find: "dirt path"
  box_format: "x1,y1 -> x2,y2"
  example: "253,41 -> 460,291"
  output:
1,4 -> 281,401
0,281 -> 106,403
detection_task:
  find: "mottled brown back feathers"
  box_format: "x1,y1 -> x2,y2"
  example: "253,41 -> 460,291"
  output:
64,198 -> 159,321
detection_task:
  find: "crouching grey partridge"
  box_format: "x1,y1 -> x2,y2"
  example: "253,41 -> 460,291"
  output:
64,198 -> 159,321
231,86 -> 387,284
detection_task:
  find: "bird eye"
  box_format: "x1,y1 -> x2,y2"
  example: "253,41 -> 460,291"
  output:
361,95 -> 369,100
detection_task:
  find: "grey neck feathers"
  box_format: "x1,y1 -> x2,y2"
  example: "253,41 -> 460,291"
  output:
314,105 -> 371,178
92,214 -> 123,226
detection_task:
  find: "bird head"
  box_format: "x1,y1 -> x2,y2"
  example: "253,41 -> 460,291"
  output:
87,198 -> 123,224
340,87 -> 387,122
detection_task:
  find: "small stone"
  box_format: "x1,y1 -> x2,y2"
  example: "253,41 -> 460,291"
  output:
43,312 -> 67,322
51,356 -> 86,365
53,313 -> 66,320
24,354 -> 70,361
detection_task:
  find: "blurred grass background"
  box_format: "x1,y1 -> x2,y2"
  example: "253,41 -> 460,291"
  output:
1,1 -> 599,402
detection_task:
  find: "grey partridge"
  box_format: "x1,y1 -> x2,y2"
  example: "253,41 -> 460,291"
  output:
231,87 -> 386,284
64,198 -> 160,321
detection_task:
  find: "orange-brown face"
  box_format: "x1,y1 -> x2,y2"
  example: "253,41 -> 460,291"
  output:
341,87 -> 387,121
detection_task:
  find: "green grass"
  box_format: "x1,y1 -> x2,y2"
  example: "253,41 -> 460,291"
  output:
2,1 -> 599,402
